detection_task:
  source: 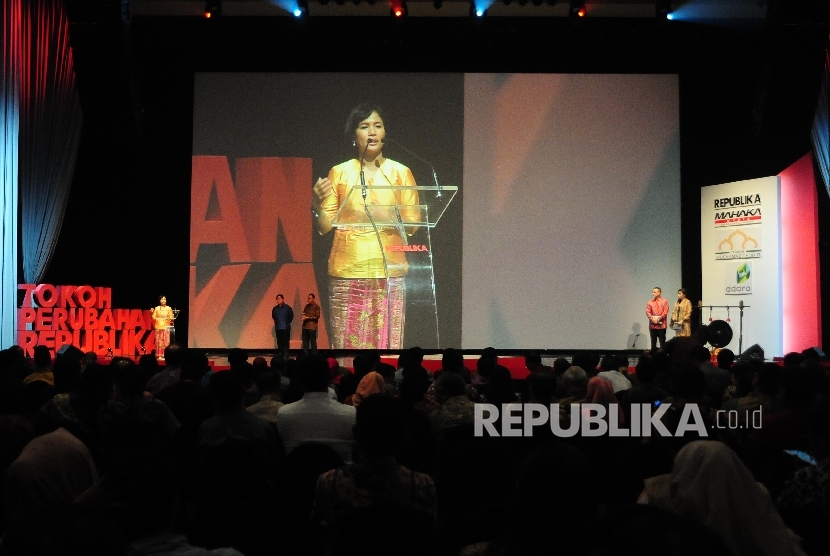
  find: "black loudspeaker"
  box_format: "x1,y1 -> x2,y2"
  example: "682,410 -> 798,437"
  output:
56,344 -> 84,361
736,344 -> 765,362
802,347 -> 826,362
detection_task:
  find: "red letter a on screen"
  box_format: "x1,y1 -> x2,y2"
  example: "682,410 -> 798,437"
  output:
236,158 -> 312,263
191,156 -> 251,264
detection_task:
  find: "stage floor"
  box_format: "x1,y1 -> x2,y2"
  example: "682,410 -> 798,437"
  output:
198,353 -> 585,380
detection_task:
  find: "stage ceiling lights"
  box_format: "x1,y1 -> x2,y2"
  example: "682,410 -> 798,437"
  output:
204,0 -> 221,18
656,0 -> 673,20
294,0 -> 309,17
470,1 -> 486,17
569,0 -> 585,18
391,0 -> 408,17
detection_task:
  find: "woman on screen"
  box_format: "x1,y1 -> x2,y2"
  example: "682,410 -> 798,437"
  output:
150,295 -> 174,358
670,288 -> 692,337
311,103 -> 420,349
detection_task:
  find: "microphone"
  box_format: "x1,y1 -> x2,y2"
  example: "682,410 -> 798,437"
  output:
383,137 -> 442,197
359,139 -> 371,201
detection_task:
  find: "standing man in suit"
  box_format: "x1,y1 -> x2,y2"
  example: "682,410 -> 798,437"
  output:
272,294 -> 294,361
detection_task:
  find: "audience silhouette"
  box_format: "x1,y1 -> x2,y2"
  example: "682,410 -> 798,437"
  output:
0,341 -> 824,555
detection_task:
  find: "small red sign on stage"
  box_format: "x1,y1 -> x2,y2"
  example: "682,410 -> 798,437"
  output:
385,244 -> 429,252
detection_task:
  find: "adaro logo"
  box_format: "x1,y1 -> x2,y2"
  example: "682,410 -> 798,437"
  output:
725,262 -> 752,295
737,263 -> 751,283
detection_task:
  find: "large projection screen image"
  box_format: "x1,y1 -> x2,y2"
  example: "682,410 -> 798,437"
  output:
462,74 -> 681,350
190,72 -> 680,351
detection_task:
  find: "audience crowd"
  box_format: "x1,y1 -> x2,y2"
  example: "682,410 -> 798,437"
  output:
0,333 -> 827,556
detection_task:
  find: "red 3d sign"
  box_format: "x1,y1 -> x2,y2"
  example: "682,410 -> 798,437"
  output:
16,284 -> 155,358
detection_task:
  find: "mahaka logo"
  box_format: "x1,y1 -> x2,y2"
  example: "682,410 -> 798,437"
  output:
715,228 -> 761,260
725,262 -> 752,295
713,194 -> 762,227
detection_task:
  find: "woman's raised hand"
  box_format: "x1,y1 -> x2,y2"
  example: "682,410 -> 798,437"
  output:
313,177 -> 333,207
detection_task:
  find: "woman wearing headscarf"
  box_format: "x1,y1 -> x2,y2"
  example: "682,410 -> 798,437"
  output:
345,371 -> 386,408
585,376 -> 625,426
647,440 -> 806,556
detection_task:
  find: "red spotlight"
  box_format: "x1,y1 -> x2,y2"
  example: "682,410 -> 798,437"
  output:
204,1 -> 221,18
391,0 -> 407,17
569,0 -> 585,19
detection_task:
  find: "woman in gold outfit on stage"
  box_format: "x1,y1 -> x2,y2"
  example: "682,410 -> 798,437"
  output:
150,295 -> 174,358
671,288 -> 693,338
311,104 -> 420,349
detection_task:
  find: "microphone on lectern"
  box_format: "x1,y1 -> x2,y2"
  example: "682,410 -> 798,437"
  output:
384,137 -> 442,197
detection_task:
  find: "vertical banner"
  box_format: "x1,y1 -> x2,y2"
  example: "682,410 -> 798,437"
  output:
700,177 -> 782,358
779,152 -> 822,353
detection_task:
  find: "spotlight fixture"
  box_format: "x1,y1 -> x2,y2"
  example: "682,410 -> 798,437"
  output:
569,0 -> 585,18
502,0 -> 512,5
532,0 -> 543,5
293,0 -> 308,17
469,1 -> 486,16
434,0 -> 442,8
204,0 -> 221,18
391,0 -> 407,17
656,0 -> 672,20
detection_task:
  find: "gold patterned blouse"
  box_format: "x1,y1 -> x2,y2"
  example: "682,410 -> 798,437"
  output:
151,305 -> 173,330
320,158 -> 420,279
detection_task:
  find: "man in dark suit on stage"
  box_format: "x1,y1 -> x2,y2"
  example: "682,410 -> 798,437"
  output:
271,294 -> 293,361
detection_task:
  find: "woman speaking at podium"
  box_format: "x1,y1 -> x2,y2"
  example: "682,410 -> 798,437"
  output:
311,104 -> 420,350
151,295 -> 174,359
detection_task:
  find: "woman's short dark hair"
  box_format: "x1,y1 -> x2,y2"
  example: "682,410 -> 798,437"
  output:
678,287 -> 688,296
345,103 -> 383,138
